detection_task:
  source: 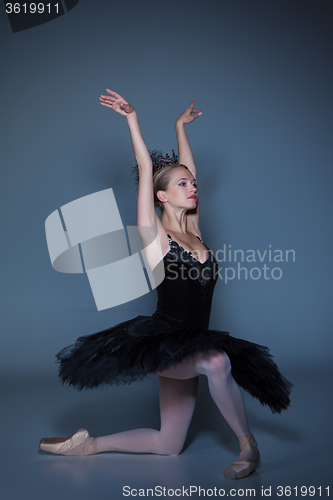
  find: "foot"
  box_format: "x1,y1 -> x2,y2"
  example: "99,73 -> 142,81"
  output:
39,429 -> 99,456
223,433 -> 260,480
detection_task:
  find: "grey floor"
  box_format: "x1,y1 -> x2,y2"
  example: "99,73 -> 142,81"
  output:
1,364 -> 331,500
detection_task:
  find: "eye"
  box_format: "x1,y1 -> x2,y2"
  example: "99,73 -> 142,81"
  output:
178,182 -> 186,186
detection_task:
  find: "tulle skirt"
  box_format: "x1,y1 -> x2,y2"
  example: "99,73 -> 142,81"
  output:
55,314 -> 292,414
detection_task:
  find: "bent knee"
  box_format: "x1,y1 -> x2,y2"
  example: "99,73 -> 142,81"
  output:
196,351 -> 231,378
156,436 -> 183,456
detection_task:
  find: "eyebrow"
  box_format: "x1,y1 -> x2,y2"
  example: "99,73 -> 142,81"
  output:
177,178 -> 197,182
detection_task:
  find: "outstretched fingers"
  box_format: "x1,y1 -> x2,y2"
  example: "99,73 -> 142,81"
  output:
99,95 -> 114,101
188,100 -> 202,120
106,88 -> 121,98
99,100 -> 114,109
99,89 -> 134,116
104,89 -> 128,105
99,95 -> 116,109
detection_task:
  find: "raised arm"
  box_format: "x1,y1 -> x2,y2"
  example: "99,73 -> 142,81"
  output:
99,89 -> 156,230
175,100 -> 202,235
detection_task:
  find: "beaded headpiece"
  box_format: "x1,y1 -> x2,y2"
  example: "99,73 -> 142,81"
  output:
131,149 -> 188,187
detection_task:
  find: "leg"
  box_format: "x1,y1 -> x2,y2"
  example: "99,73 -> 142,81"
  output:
95,376 -> 198,455
40,351 -> 259,476
40,373 -> 198,456
195,350 -> 260,479
157,351 -> 250,437
195,351 -> 251,437
158,351 -> 260,479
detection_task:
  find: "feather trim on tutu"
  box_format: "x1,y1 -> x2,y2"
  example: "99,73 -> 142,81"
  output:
55,315 -> 292,414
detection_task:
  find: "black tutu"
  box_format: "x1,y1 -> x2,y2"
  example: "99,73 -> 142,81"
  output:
56,234 -> 292,414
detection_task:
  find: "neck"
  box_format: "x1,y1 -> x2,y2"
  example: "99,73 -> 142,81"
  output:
161,208 -> 188,236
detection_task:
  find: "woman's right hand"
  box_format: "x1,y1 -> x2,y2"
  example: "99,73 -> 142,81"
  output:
99,89 -> 135,117
175,99 -> 202,127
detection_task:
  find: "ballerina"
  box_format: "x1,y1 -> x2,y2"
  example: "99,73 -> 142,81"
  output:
39,90 -> 292,479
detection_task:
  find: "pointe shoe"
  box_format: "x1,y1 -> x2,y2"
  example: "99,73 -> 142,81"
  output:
223,433 -> 261,480
39,429 -> 98,456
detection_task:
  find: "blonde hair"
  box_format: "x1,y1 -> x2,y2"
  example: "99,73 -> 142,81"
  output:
153,164 -> 182,212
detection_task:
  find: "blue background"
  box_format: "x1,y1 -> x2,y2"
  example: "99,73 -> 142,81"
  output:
1,0 -> 332,375
0,3 -> 332,498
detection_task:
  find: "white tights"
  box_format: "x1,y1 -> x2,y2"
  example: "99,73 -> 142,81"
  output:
93,350 -> 251,456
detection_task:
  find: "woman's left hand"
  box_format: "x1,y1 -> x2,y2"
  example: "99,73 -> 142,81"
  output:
175,100 -> 202,126
99,89 -> 135,117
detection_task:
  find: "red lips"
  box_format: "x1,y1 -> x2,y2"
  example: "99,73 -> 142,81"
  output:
188,195 -> 196,199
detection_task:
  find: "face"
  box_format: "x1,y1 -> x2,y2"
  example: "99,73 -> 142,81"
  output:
158,166 -> 198,210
